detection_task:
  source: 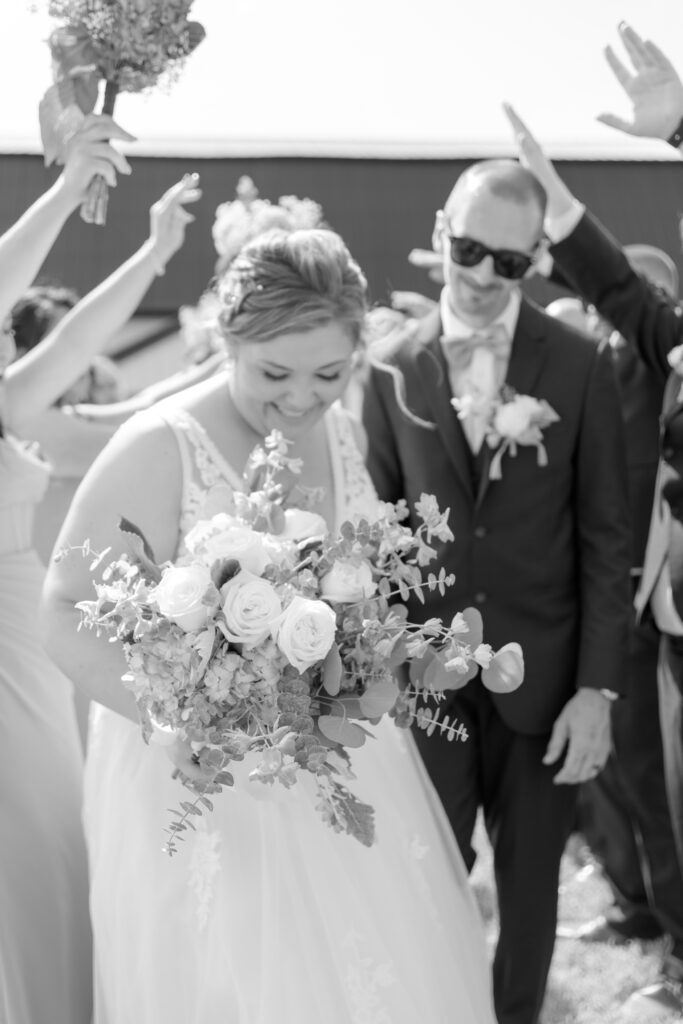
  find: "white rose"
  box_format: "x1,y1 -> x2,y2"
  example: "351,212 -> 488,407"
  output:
320,559 -> 377,603
152,564 -> 216,633
273,595 -> 337,672
279,508 -> 328,542
493,396 -> 540,440
185,514 -> 271,576
220,570 -> 282,648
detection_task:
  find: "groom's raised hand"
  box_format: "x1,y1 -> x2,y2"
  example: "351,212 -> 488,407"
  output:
542,689 -> 612,784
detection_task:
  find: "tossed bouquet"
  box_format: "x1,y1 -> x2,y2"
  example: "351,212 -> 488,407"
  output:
39,0 -> 205,224
75,432 -> 523,853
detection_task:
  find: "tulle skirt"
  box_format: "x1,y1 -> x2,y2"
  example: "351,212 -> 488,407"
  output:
0,551 -> 91,1024
85,704 -> 495,1024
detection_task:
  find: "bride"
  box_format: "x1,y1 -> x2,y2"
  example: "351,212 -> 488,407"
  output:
42,227 -> 496,1024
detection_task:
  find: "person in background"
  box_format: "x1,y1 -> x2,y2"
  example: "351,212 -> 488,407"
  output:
4,283 -> 126,564
0,111 -> 134,1024
503,27 -> 683,1013
363,157 -> 632,1024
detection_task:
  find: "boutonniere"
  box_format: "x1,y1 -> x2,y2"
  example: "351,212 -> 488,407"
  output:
451,386 -> 560,480
667,344 -> 683,377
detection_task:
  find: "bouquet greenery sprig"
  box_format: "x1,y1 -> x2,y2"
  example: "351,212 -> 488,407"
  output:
73,432 -> 524,853
40,0 -> 205,224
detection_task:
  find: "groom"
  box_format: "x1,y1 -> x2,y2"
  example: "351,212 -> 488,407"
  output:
363,159 -> 632,1024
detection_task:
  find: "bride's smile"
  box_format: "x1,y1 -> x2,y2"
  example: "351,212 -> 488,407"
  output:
228,321 -> 355,439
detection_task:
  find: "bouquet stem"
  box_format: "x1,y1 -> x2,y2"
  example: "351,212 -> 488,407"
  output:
80,80 -> 119,226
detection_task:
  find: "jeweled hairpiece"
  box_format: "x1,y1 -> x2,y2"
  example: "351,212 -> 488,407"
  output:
220,261 -> 265,320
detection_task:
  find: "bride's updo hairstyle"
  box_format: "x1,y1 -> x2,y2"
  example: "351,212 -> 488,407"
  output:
217,228 -> 368,349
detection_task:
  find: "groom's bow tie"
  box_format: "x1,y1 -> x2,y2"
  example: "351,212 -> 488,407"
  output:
441,323 -> 511,374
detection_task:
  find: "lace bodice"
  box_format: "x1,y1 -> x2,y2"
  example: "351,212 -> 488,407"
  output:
157,401 -> 379,547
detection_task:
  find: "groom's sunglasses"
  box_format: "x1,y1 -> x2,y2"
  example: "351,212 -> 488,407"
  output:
448,235 -> 537,280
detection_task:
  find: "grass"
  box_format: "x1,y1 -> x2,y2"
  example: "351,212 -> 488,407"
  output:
470,818 -> 677,1024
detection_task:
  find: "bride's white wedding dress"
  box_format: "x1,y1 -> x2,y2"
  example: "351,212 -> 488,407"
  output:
84,400 -> 495,1024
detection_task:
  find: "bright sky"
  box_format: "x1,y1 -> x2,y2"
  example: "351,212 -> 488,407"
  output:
3,0 -> 683,159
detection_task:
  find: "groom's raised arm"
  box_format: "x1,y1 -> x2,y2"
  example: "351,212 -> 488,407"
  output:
503,103 -> 682,382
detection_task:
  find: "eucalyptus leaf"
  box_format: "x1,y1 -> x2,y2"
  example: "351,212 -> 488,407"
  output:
317,715 -> 367,748
481,642 -> 525,694
321,644 -> 343,696
461,607 -> 484,649
358,678 -> 399,717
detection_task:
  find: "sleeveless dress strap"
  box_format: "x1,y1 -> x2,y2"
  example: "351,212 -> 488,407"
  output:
155,406 -> 243,544
326,403 -> 380,523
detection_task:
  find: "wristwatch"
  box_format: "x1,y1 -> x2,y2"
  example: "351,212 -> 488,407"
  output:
598,688 -> 620,702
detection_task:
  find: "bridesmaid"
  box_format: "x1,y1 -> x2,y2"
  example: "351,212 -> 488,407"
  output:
0,115 -> 198,1024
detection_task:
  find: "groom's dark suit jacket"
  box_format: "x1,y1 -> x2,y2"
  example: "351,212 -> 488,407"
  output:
363,295 -> 632,736
550,212 -> 683,616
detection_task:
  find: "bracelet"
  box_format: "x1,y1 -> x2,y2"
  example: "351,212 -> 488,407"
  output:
666,116 -> 683,150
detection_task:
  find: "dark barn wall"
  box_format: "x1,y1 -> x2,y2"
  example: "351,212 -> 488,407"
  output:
1,153 -> 681,314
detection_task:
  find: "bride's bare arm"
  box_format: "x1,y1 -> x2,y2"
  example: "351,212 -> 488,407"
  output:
40,411 -> 183,721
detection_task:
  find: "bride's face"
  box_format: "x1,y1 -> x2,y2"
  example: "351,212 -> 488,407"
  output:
230,321 -> 356,438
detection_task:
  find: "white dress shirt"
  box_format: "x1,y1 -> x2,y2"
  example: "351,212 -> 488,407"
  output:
439,288 -> 520,452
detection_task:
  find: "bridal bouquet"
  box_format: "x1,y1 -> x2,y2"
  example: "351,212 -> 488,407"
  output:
75,432 -> 523,853
39,0 -> 205,224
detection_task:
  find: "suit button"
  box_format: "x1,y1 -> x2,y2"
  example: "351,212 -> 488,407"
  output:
474,526 -> 487,539
475,591 -> 487,604
664,446 -> 675,460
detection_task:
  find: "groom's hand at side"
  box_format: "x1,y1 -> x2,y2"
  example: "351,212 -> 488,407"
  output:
542,689 -> 612,784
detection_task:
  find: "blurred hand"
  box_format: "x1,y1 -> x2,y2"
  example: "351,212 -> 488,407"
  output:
58,114 -> 135,206
502,104 -> 576,221
390,290 -> 438,320
147,174 -> 202,271
542,688 -> 612,785
597,23 -> 683,140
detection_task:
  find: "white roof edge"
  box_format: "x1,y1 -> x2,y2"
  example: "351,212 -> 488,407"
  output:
0,136 -> 678,162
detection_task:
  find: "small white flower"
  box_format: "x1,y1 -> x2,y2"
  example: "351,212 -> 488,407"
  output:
493,396 -> 541,439
320,559 -> 377,603
185,514 -> 271,575
279,508 -> 328,542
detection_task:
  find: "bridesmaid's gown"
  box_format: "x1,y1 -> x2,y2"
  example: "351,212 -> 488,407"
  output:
0,436 -> 91,1023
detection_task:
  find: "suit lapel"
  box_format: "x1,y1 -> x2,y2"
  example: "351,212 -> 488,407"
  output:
476,299 -> 549,507
412,310 -> 475,502
503,300 -> 549,398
